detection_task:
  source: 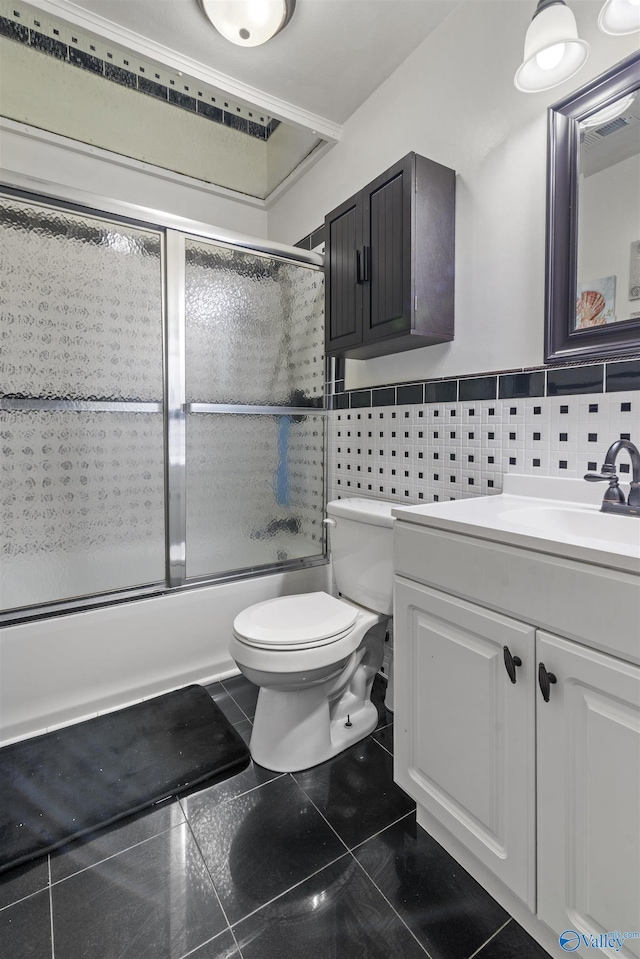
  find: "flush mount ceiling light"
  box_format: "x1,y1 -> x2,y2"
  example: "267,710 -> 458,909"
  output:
599,0 -> 640,35
198,0 -> 296,47
515,0 -> 590,93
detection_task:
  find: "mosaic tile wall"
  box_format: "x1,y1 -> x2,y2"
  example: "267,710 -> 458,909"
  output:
327,363 -> 640,506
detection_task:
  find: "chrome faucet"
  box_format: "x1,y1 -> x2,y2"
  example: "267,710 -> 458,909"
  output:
584,439 -> 640,517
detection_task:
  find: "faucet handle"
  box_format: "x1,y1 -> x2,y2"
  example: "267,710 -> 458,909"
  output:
628,482 -> 640,509
584,468 -> 626,503
584,461 -> 617,482
584,471 -> 610,482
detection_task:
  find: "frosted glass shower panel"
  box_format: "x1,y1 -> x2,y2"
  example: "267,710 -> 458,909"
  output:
0,198 -> 163,401
186,413 -> 324,578
185,240 -> 324,406
0,410 -> 166,610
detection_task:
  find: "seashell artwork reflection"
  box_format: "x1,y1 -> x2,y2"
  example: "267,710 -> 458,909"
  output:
574,275 -> 616,330
576,290 -> 605,328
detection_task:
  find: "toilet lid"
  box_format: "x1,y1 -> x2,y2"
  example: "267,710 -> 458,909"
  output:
233,591 -> 358,650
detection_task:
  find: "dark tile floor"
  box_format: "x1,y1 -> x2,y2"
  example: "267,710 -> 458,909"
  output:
0,675 -> 552,959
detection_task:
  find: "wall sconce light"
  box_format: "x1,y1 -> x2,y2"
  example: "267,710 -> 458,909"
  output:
599,0 -> 640,35
198,0 -> 296,47
515,0 -> 590,93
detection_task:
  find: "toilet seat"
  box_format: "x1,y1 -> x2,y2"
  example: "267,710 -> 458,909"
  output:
233,591 -> 358,651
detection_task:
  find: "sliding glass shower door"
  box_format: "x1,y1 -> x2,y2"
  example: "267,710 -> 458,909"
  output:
0,196 -> 166,612
183,237 -> 325,579
0,191 -> 325,620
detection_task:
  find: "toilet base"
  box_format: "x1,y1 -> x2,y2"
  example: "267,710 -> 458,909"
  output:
247,620 -> 387,773
328,697 -> 379,754
250,687 -> 380,773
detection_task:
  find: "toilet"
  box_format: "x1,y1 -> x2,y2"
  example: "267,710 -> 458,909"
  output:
229,497 -> 395,772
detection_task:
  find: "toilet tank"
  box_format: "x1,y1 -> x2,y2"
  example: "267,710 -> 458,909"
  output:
326,498 -> 395,615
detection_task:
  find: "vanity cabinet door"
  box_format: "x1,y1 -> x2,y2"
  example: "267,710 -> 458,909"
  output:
394,577 -> 536,909
536,632 -> 640,956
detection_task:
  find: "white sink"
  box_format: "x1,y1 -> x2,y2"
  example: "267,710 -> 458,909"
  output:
392,474 -> 640,574
499,505 -> 640,548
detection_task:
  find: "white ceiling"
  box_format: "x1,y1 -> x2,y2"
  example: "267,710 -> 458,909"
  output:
35,0 -> 460,128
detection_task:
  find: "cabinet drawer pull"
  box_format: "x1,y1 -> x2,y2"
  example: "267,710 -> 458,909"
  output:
503,645 -> 522,683
538,662 -> 557,702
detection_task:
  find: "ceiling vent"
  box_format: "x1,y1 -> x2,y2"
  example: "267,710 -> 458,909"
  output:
595,114 -> 633,137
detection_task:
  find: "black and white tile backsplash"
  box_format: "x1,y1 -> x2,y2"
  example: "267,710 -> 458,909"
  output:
328,378 -> 639,505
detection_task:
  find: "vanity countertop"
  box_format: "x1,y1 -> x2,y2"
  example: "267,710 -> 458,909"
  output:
392,475 -> 640,575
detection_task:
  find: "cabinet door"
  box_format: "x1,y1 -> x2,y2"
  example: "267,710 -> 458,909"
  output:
361,155 -> 412,346
394,577 -> 536,908
324,193 -> 362,353
537,632 -> 640,957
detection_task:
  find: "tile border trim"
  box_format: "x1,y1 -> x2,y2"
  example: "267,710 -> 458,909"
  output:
328,359 -> 640,408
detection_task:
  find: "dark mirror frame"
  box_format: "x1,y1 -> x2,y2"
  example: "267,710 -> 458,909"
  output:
545,50 -> 640,365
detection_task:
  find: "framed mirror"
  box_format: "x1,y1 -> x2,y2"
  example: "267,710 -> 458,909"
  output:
545,51 -> 640,364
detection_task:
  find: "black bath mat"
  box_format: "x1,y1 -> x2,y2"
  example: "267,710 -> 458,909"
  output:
0,684 -> 250,873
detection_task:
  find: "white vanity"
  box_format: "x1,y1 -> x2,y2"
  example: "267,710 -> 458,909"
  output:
392,475 -> 640,959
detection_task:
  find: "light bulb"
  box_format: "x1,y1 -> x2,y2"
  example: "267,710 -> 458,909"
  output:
248,0 -> 271,27
536,43 -> 566,70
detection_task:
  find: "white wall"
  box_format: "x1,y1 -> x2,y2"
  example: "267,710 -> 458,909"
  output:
267,0 -> 639,388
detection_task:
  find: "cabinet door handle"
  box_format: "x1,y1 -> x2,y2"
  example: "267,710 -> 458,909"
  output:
355,248 -> 362,284
538,662 -> 557,702
503,645 -> 522,684
361,245 -> 370,282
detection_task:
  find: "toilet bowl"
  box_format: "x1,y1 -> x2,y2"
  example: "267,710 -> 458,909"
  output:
230,498 -> 395,773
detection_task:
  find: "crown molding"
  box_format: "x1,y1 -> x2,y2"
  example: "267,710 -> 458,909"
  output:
22,0 -> 343,143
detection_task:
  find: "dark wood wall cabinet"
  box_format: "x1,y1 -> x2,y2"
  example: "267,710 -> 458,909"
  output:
325,152 -> 455,360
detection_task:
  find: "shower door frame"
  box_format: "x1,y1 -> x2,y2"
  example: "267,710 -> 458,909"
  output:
0,180 -> 328,626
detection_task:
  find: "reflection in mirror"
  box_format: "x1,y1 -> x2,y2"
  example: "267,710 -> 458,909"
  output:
545,51 -> 640,364
576,89 -> 640,331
